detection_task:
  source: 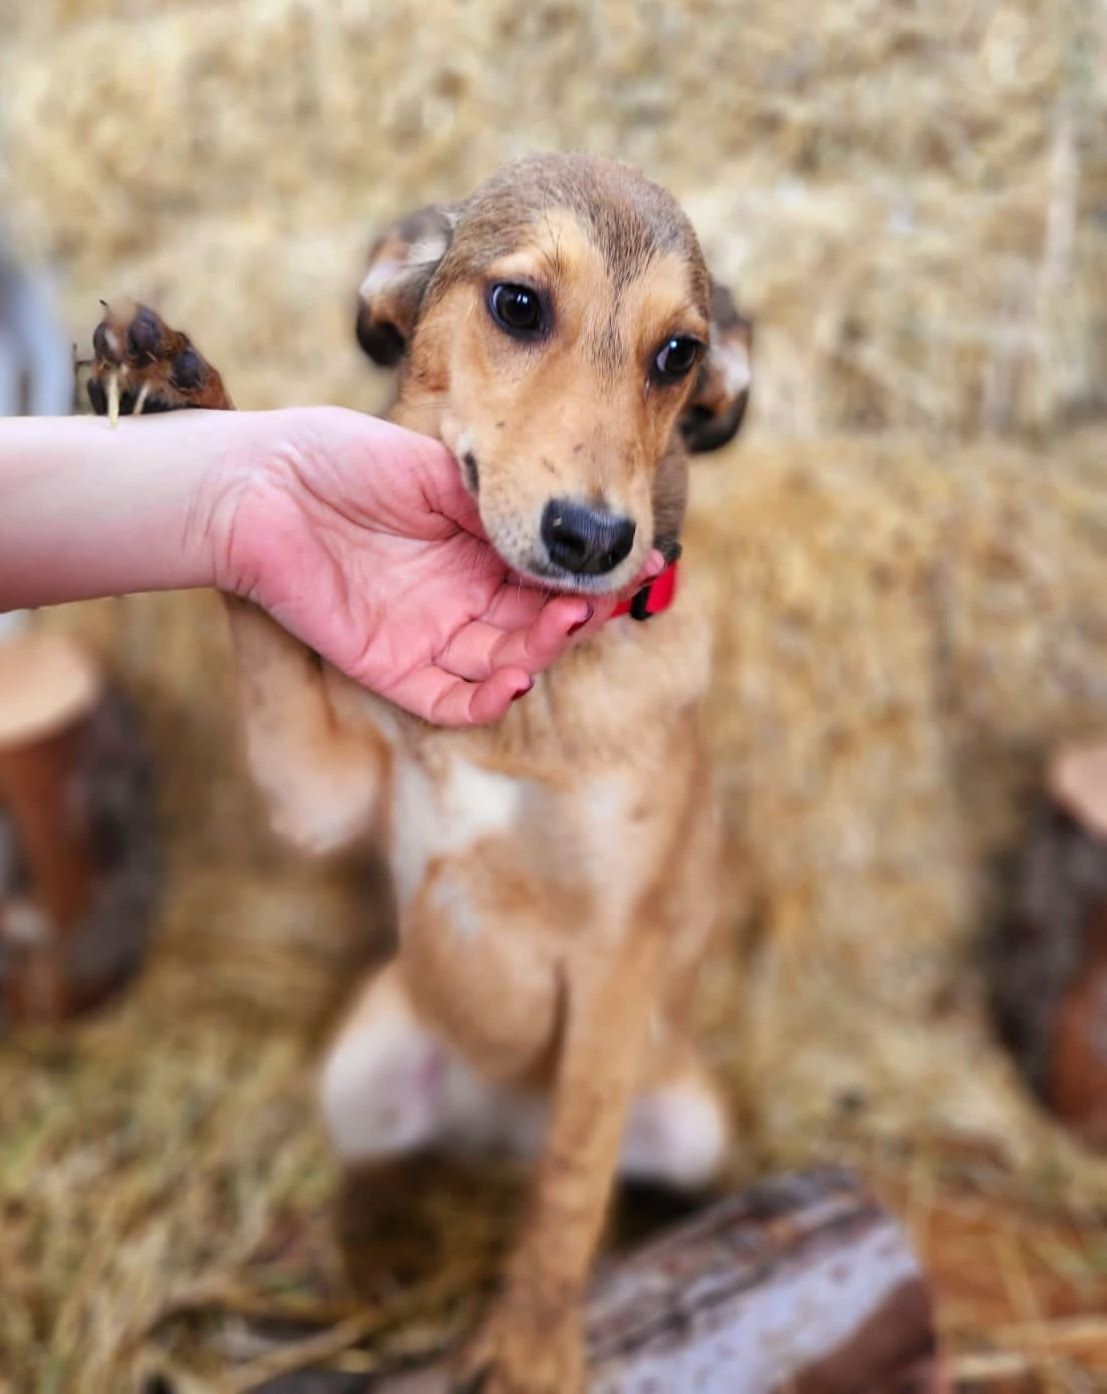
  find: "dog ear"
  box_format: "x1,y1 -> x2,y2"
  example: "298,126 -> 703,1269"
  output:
679,282 -> 753,454
355,204 -> 458,367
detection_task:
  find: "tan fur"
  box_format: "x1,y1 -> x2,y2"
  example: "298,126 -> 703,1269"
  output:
394,207 -> 706,579
87,153 -> 749,1394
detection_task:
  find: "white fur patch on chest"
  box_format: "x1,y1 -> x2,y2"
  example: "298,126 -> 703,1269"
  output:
391,755 -> 522,913
580,773 -> 654,925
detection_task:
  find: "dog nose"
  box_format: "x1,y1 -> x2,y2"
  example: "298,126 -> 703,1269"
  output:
541,499 -> 636,576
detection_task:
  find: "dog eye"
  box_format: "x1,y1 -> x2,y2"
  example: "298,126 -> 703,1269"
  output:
652,336 -> 701,383
488,283 -> 545,336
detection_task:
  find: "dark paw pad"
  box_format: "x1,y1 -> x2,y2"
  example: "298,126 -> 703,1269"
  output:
168,347 -> 205,392
84,299 -> 231,416
126,305 -> 164,362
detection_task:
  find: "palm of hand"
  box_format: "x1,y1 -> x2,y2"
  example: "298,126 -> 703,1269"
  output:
223,413 -> 603,726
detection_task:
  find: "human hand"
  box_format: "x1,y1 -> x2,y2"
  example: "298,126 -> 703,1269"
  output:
211,407 -> 660,726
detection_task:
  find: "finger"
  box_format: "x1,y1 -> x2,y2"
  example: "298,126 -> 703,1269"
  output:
481,579 -> 561,628
620,548 -> 666,595
387,664 -> 534,728
397,429 -> 486,537
480,549 -> 665,627
436,598 -> 594,681
329,413 -> 480,540
481,580 -> 605,629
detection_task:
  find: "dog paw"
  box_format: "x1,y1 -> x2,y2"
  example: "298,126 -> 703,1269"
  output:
452,1302 -> 585,1394
86,300 -> 232,417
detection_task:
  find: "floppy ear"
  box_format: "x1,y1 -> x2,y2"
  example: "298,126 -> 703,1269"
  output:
679,282 -> 753,454
355,204 -> 457,367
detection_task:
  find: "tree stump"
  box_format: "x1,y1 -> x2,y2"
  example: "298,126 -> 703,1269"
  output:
256,1167 -> 943,1394
0,625 -> 159,1025
993,740 -> 1107,1148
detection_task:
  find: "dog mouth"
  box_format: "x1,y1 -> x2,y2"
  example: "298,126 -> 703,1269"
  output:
510,556 -> 629,596
460,450 -> 480,493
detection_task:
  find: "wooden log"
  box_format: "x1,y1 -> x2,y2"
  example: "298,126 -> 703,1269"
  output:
255,1168 -> 944,1394
0,627 -> 159,1025
992,741 -> 1107,1148
0,627 -> 101,1019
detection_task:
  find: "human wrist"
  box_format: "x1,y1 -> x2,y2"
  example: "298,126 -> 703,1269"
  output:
114,407 -> 258,597
198,407 -> 320,601
0,413 -> 256,610
184,410 -> 265,598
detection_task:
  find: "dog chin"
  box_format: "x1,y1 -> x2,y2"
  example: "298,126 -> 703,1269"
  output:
510,555 -> 631,596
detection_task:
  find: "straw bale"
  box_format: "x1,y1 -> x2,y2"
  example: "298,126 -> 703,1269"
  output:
688,430 -> 1107,1173
2,0 -> 1106,434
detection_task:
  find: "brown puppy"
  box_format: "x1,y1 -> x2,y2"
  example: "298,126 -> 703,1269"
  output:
88,152 -> 751,1394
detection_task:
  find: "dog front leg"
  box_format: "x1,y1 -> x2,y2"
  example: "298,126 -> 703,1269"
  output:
226,598 -> 388,855
84,301 -> 387,857
454,924 -> 666,1394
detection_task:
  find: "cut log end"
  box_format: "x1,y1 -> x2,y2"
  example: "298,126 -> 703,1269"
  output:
0,632 -> 102,749
0,673 -> 158,1027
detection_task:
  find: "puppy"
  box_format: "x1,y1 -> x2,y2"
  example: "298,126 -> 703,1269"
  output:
87,152 -> 751,1394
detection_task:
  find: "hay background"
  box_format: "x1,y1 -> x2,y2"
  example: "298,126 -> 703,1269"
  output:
2,1 -> 1107,1390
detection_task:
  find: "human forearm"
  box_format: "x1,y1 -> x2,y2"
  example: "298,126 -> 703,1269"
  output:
0,412 -> 241,609
0,404 -> 619,726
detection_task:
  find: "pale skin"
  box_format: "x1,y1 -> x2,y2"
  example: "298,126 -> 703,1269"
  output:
0,409 -> 659,727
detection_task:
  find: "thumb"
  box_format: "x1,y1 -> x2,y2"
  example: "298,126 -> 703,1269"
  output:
356,414 -> 485,539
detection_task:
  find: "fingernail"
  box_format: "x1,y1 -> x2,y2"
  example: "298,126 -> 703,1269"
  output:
512,678 -> 534,702
645,550 -> 665,579
568,604 -> 594,636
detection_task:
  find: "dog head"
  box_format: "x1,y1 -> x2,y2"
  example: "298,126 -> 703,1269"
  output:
356,154 -> 751,594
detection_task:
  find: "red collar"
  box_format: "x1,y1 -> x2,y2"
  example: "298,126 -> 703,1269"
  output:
611,559 -> 680,622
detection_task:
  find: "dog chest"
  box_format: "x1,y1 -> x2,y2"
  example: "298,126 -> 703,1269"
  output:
390,753 -> 523,915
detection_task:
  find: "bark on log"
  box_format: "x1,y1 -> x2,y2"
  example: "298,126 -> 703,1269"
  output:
0,632 -> 159,1025
257,1168 -> 943,1394
993,741 -> 1107,1148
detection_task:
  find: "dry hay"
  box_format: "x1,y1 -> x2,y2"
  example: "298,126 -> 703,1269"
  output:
2,1 -> 1107,1391
2,0 -> 1106,437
